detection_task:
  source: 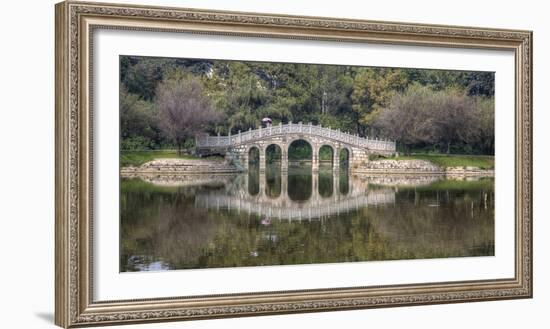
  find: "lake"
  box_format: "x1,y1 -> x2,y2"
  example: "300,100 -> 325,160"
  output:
120,164 -> 494,272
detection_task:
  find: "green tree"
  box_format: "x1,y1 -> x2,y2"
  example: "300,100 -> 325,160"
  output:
122,59 -> 164,101
207,62 -> 271,133
119,55 -> 495,155
119,86 -> 158,150
472,96 -> 495,154
351,68 -> 408,135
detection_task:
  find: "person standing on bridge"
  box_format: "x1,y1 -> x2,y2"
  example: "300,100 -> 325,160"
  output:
261,117 -> 272,128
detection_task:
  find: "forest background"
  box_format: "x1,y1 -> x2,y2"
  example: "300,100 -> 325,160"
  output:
120,56 -> 495,156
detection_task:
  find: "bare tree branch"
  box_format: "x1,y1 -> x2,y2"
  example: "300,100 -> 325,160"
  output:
156,77 -> 220,154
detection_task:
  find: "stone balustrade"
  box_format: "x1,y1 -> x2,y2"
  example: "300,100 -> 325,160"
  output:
196,122 -> 395,152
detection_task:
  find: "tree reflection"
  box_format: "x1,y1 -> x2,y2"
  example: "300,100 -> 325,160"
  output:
248,164 -> 259,196
318,167 -> 334,198
339,168 -> 350,195
265,163 -> 281,198
287,166 -> 312,202
120,174 -> 495,271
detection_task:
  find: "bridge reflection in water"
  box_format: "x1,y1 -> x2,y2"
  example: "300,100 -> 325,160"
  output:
195,164 -> 395,222
120,164 -> 495,271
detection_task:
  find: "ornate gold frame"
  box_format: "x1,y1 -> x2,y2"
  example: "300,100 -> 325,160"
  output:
55,1 -> 532,327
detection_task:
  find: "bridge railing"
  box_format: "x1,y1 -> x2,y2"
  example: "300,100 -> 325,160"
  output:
196,122 -> 396,151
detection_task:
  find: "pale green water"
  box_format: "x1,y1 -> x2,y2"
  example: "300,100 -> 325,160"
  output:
120,164 -> 494,272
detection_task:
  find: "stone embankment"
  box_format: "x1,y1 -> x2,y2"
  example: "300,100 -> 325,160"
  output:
356,174 -> 441,187
356,159 -> 494,176
445,166 -> 495,176
121,159 -> 240,175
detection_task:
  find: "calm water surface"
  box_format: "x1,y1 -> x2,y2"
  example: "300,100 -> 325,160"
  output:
120,164 -> 494,272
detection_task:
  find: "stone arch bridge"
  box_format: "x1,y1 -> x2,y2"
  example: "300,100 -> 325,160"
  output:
196,122 -> 396,172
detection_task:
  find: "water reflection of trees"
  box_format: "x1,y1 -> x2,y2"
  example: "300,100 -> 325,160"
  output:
265,162 -> 281,197
121,176 -> 495,271
339,169 -> 350,195
120,183 -> 219,271
248,166 -> 260,196
353,186 -> 494,260
318,167 -> 334,198
287,167 -> 312,202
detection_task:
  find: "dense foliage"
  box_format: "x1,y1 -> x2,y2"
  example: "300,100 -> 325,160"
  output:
120,56 -> 494,155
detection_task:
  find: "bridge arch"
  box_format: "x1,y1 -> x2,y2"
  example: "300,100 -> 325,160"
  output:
339,147 -> 351,167
247,145 -> 261,165
286,137 -> 315,152
265,144 -> 282,164
287,138 -> 314,163
318,144 -> 335,167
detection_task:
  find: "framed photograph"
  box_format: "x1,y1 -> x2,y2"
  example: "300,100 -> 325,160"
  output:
55,1 -> 532,327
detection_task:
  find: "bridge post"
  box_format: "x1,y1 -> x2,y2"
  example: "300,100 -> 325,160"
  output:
333,146 -> 340,172
259,146 -> 266,172
243,149 -> 249,171
281,147 -> 288,172
312,145 -> 319,172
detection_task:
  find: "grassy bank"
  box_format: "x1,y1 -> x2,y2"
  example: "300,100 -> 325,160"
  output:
121,150 -> 206,167
395,153 -> 494,169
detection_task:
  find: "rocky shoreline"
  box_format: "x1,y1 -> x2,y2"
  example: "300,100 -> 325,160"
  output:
120,158 -> 240,175
121,158 -> 494,177
355,159 -> 494,176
